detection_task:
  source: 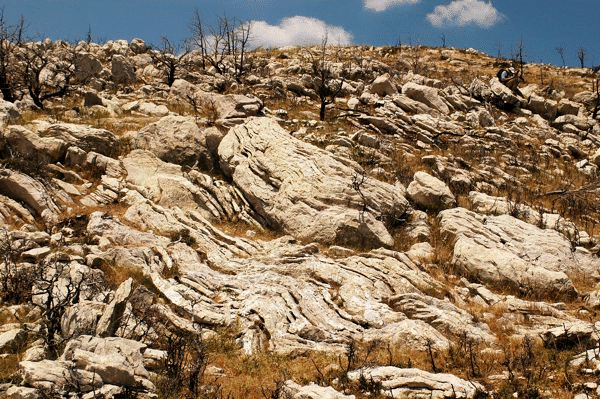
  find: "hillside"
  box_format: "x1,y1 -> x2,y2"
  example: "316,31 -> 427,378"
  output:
1,38 -> 600,399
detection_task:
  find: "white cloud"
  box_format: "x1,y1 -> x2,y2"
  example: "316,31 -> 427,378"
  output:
364,0 -> 420,12
427,0 -> 504,27
249,16 -> 353,48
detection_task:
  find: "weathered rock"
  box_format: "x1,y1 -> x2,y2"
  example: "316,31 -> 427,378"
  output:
61,301 -> 106,338
218,118 -> 409,248
347,367 -> 486,399
585,290 -> 600,309
0,99 -> 20,128
61,335 -> 153,389
3,126 -> 68,163
169,79 -> 263,121
407,171 -> 456,211
21,247 -> 51,262
129,38 -> 150,54
75,52 -> 103,82
402,82 -> 449,114
111,54 -> 136,84
553,114 -> 593,131
134,115 -> 210,167
20,360 -> 103,392
362,319 -> 450,352
89,204 -> 447,354
388,292 -> 496,342
122,150 -> 258,225
0,328 -> 27,354
282,381 -> 355,399
526,93 -> 558,120
87,210 -> 171,249
571,347 -> 600,373
438,208 -> 579,300
466,109 -> 495,127
489,77 -> 522,108
393,94 -> 437,114
0,170 -> 60,224
5,386 -> 39,399
557,99 -> 582,116
470,78 -> 522,109
39,123 -> 117,157
96,278 -> 134,337
370,73 -> 398,97
468,191 -> 580,242
540,321 -> 596,349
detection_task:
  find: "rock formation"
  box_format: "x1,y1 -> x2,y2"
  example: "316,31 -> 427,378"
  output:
1,38 -> 599,399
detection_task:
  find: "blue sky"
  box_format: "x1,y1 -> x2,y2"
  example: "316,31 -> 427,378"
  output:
4,0 -> 599,67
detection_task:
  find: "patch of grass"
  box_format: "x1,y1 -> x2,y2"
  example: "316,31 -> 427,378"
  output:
0,354 -> 21,384
215,220 -> 284,243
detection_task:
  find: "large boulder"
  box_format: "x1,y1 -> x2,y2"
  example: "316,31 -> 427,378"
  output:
111,54 -> 136,84
282,381 -> 354,399
0,328 -> 28,354
489,77 -> 522,108
438,208 -> 579,300
96,278 -> 134,337
218,117 -> 410,248
407,171 -> 456,211
0,99 -> 20,128
61,335 -> 153,390
370,73 -> 398,97
469,77 -> 522,109
39,123 -> 118,157
74,52 -> 103,82
122,150 -> 201,210
20,360 -> 103,392
526,93 -> 558,120
388,292 -> 495,343
402,82 -> 449,114
552,114 -> 594,131
170,79 -> 263,122
2,126 -> 68,163
347,367 -> 486,399
557,99 -> 582,116
134,115 -> 214,168
121,150 -> 259,224
0,170 -> 60,224
61,301 -> 107,337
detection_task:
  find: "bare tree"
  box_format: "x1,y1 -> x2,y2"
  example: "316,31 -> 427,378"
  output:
0,9 -> 25,102
85,24 -> 92,44
204,15 -> 230,75
511,40 -> 526,84
592,77 -> 600,120
189,9 -> 207,70
189,12 -> 252,81
17,40 -> 77,109
578,47 -> 587,68
309,33 -> 346,121
555,47 -> 565,67
32,259 -> 97,359
232,19 -> 251,81
151,36 -> 190,86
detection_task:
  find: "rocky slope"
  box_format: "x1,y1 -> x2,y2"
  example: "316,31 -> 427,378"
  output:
1,39 -> 600,398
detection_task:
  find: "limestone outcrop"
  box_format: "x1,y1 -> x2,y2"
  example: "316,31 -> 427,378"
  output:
218,117 -> 409,248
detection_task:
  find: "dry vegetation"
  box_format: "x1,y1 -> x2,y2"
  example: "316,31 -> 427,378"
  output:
2,36 -> 600,399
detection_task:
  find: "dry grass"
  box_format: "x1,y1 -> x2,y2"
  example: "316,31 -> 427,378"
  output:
209,350 -> 335,399
215,220 -> 284,243
0,354 -> 21,384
